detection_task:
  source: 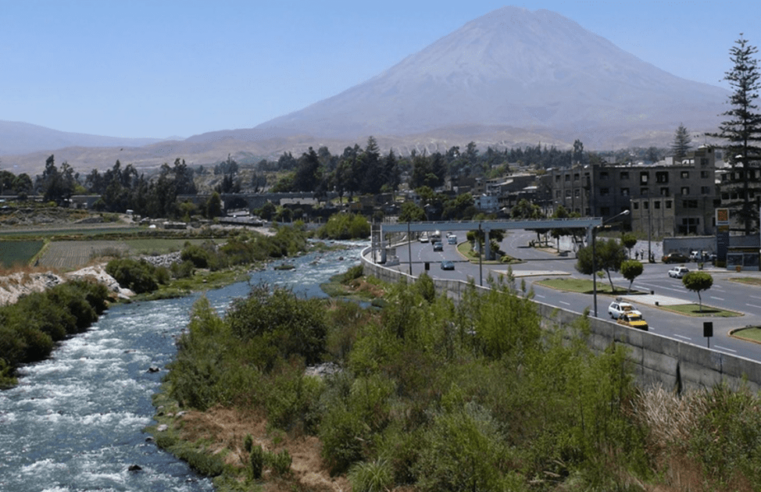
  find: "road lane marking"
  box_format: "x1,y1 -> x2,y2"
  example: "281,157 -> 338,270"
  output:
560,301 -> 570,306
674,334 -> 692,341
714,345 -> 737,353
747,304 -> 761,310
710,296 -> 724,301
659,285 -> 687,293
536,294 -> 546,298
752,296 -> 761,300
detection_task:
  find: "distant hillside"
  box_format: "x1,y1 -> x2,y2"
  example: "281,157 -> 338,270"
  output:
0,120 -> 167,156
253,7 -> 727,146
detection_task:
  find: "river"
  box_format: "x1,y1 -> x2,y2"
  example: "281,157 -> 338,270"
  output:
0,241 -> 366,491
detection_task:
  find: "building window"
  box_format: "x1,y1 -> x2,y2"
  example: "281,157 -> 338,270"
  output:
620,171 -> 629,180
683,200 -> 698,208
644,202 -> 649,210
701,171 -> 710,178
660,187 -> 670,196
565,190 -> 571,197
656,171 -> 669,183
666,200 -> 672,209
681,187 -> 690,195
574,173 -> 580,181
565,174 -> 570,181
585,208 -> 591,215
600,187 -> 609,196
654,201 -> 661,209
599,171 -> 608,180
574,189 -> 580,197
701,186 -> 711,194
640,172 -> 649,184
681,171 -> 690,179
621,188 -> 629,196
555,190 -> 561,198
601,207 -> 610,216
641,187 -> 649,196
633,202 -> 639,210
555,175 -> 561,182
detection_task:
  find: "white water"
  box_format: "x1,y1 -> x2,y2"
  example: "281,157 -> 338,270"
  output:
0,242 -> 365,491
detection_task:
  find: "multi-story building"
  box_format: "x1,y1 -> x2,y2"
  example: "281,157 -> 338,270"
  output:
540,146 -> 717,237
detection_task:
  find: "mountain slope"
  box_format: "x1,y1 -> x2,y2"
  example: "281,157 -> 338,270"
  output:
0,120 -> 168,156
255,7 -> 726,144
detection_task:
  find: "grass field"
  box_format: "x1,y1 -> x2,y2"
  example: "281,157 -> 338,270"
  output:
35,238 -> 214,270
732,327 -> 761,343
37,241 -> 130,270
0,241 -> 44,268
536,277 -> 635,295
659,304 -> 742,317
124,238 -> 208,255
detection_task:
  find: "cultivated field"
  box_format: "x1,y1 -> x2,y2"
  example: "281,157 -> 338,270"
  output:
36,238 -> 211,270
0,240 -> 44,268
38,241 -> 130,270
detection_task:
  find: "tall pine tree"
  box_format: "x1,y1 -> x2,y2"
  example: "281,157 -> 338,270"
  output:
671,123 -> 692,161
709,35 -> 761,234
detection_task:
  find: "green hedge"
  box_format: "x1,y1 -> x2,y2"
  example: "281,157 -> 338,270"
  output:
0,280 -> 111,388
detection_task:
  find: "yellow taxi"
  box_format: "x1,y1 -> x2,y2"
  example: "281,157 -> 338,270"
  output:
617,313 -> 648,331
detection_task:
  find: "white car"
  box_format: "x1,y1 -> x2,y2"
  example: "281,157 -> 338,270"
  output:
608,300 -> 642,320
669,266 -> 689,278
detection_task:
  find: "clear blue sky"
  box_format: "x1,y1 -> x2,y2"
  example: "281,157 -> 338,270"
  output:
1,0 -> 758,139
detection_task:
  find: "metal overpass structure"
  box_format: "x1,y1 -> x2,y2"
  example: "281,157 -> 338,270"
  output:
375,218 -> 604,263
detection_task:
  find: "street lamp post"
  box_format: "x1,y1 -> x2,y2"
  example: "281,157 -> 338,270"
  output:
648,206 -> 652,263
593,209 -> 630,317
407,221 -> 413,276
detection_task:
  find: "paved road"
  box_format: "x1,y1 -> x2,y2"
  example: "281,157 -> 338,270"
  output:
389,229 -> 761,362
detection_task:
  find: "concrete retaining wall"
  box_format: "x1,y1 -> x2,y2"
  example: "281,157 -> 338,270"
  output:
362,247 -> 761,393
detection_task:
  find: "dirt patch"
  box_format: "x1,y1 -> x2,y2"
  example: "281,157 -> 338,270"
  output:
177,406 -> 349,491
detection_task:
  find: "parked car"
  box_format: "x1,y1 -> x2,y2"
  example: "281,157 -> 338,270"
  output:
433,241 -> 443,252
608,300 -> 642,319
668,266 -> 690,278
441,260 -> 455,270
689,250 -> 703,261
662,252 -> 689,263
617,312 -> 649,331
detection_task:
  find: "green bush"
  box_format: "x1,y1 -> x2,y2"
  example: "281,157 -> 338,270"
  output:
106,258 -> 159,293
250,445 -> 264,479
178,449 -> 224,477
267,449 -> 292,477
227,286 -> 328,369
317,213 -> 370,240
171,260 -> 195,279
348,459 -> 394,492
415,273 -> 436,303
181,244 -> 212,268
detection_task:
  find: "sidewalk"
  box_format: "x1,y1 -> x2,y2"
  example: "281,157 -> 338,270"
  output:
619,293 -> 689,307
